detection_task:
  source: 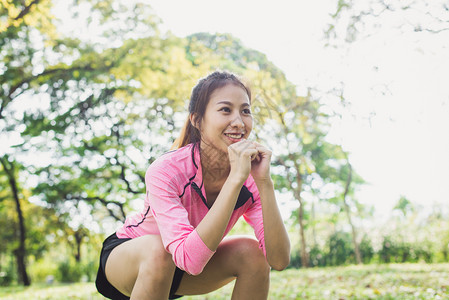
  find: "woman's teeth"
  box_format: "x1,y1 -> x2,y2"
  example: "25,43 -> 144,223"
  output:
225,133 -> 242,139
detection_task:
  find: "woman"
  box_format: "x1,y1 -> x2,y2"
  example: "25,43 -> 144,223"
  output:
95,71 -> 290,299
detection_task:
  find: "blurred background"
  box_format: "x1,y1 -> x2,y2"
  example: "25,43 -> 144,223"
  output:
1,0 -> 448,290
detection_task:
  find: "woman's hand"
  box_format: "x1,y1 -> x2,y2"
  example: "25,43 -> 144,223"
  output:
249,141 -> 272,183
227,139 -> 258,184
227,140 -> 272,184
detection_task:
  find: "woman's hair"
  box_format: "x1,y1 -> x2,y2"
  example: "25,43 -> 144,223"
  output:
171,71 -> 251,149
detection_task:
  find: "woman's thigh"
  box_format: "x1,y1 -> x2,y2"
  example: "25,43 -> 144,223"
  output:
176,235 -> 269,296
105,234 -> 173,296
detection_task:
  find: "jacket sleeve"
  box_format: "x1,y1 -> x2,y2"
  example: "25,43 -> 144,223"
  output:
242,182 -> 267,257
146,165 -> 215,275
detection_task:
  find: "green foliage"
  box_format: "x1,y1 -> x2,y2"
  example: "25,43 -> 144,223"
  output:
379,236 -> 434,264
308,244 -> 327,267
2,264 -> 449,299
0,258 -> 15,286
80,258 -> 98,282
56,260 -> 83,283
28,233 -> 101,284
288,248 -> 302,269
28,259 -> 58,283
326,231 -> 355,266
359,234 -> 374,264
394,195 -> 415,217
288,229 -> 443,268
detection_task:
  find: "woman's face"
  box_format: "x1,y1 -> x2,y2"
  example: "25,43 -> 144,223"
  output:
196,83 -> 253,154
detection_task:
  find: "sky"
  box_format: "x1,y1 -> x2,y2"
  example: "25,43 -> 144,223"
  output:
149,0 -> 449,217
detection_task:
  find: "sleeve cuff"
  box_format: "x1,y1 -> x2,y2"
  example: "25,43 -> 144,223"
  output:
180,229 -> 216,275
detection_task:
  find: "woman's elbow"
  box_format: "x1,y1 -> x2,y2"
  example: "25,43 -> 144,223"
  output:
269,255 -> 290,271
180,261 -> 206,276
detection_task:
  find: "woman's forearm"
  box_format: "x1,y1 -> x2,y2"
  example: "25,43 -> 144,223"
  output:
256,179 -> 291,270
195,177 -> 244,251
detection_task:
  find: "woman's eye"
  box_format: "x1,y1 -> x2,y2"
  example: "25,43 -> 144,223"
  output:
243,108 -> 252,114
220,107 -> 231,113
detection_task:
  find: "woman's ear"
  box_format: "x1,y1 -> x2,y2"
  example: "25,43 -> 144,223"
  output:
190,114 -> 199,130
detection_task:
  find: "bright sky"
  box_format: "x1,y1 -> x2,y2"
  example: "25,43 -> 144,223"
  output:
150,0 -> 449,217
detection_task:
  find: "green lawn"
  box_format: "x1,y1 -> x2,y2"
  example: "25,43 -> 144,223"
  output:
1,263 -> 448,299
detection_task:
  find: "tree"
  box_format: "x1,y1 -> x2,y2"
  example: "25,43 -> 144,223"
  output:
257,88 -> 337,268
0,0 -> 168,284
307,136 -> 368,265
0,157 -> 29,285
340,156 -> 362,264
1,0 -> 62,283
393,195 -> 414,218
326,0 -> 449,45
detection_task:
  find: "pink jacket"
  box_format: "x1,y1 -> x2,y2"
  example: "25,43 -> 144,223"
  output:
116,143 -> 266,275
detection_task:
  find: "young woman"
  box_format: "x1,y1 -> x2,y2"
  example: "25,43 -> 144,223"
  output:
95,71 -> 290,299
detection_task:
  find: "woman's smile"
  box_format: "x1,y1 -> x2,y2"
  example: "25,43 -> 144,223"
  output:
223,132 -> 245,142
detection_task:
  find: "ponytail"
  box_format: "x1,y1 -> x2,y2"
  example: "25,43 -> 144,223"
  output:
170,117 -> 200,150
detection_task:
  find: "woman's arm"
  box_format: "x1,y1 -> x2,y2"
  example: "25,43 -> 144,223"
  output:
195,177 -> 245,250
196,140 -> 259,251
197,139 -> 290,271
250,141 -> 290,270
254,178 -> 290,270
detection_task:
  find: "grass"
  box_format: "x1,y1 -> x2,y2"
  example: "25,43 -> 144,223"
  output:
1,263 -> 448,299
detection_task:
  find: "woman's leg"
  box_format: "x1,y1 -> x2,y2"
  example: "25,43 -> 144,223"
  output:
105,234 -> 176,300
176,235 -> 271,300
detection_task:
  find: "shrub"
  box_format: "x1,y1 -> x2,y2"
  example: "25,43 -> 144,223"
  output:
414,243 -> 434,263
288,249 -> 302,269
380,236 -> 400,263
0,258 -> 16,286
80,259 -> 98,282
378,235 -> 437,263
325,231 -> 354,266
56,260 -> 83,283
29,259 -> 58,283
0,271 -> 14,286
359,235 -> 374,264
309,245 -> 326,267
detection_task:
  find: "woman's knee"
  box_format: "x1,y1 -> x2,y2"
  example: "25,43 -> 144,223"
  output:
106,234 -> 175,295
141,251 -> 174,276
135,235 -> 175,280
222,236 -> 270,277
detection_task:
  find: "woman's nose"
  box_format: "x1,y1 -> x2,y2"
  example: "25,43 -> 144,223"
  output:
230,114 -> 244,128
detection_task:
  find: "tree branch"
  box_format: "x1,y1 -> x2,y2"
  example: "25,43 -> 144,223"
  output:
421,27 -> 449,33
118,160 -> 142,194
66,195 -> 126,222
14,0 -> 41,21
7,65 -> 96,100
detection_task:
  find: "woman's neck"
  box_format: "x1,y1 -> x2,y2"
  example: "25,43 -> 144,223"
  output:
200,142 -> 230,184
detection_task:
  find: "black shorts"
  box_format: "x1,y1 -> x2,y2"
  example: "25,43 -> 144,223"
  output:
95,233 -> 185,299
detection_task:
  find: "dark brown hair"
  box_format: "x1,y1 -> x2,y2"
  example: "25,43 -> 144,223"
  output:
171,71 -> 251,149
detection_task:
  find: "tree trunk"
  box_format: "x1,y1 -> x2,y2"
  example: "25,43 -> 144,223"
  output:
74,230 -> 84,263
342,161 -> 362,264
0,157 -> 30,285
292,179 -> 309,267
311,197 -> 317,246
276,111 -> 310,267
298,198 -> 309,267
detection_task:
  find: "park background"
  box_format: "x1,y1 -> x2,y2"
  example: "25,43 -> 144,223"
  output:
1,0 -> 448,298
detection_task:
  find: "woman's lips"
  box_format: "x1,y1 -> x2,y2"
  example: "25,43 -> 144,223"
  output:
224,133 -> 244,142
